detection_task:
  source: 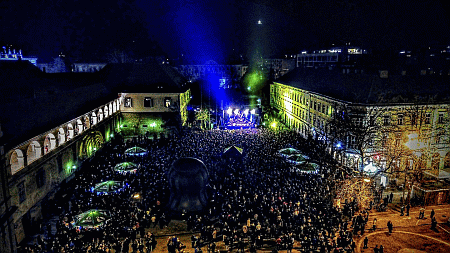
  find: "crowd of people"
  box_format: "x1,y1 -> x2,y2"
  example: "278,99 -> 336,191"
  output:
21,128 -> 367,253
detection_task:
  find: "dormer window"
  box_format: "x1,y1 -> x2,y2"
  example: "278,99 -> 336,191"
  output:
164,97 -> 171,107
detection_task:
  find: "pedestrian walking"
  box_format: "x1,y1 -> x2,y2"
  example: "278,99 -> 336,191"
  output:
400,206 -> 404,216
372,218 -> 377,231
380,245 -> 384,253
363,237 -> 368,249
387,221 -> 393,234
406,204 -> 410,216
431,217 -> 437,230
374,245 -> 379,253
431,209 -> 435,219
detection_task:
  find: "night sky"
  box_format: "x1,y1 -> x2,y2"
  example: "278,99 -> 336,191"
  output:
1,0 -> 450,63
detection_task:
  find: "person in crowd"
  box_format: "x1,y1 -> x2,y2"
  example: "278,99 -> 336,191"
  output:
21,129 -> 361,253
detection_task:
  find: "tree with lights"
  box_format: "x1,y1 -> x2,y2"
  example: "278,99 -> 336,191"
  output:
325,104 -> 388,175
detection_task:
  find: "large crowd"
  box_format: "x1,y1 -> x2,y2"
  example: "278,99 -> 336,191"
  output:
21,128 -> 366,253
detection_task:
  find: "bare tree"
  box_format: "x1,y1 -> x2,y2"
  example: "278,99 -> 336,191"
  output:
326,104 -> 389,174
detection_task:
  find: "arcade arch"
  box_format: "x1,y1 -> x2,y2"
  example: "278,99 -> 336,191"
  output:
98,109 -> 104,121
104,106 -> 108,118
108,103 -> 113,115
43,133 -> 57,154
444,152 -> 450,172
79,131 -> 104,158
27,141 -> 42,165
58,128 -> 65,145
91,112 -> 98,126
67,124 -> 74,140
10,149 -> 25,175
84,115 -> 90,129
76,119 -> 83,134
113,101 -> 117,113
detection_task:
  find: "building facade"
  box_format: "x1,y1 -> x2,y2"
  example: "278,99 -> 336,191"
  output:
175,61 -> 248,88
71,63 -> 107,73
0,60 -> 191,252
4,98 -> 122,248
296,46 -> 368,68
261,58 -> 296,79
1,47 -> 37,66
119,90 -> 191,137
270,68 -> 450,183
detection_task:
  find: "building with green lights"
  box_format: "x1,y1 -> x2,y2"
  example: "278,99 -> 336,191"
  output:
0,59 -> 191,251
102,62 -> 191,137
270,67 -> 450,199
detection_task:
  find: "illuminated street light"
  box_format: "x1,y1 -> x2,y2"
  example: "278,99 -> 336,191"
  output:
271,122 -> 277,128
150,122 -> 156,127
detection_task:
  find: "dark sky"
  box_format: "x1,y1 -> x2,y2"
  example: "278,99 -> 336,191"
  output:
1,0 -> 450,63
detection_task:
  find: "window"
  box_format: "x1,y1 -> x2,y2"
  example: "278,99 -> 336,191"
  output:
354,117 -> 363,127
395,135 -> 401,147
124,97 -> 132,107
438,113 -> 444,124
144,97 -> 154,107
36,169 -> 46,188
397,114 -> 404,125
18,181 -> 26,203
425,113 -> 431,124
411,113 -> 417,126
164,97 -> 172,107
349,135 -> 356,148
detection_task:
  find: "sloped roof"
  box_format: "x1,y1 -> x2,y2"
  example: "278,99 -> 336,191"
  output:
0,61 -> 114,150
100,61 -> 189,93
275,67 -> 450,104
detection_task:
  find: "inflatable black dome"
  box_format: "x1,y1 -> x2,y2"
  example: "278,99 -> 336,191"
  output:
167,157 -> 209,213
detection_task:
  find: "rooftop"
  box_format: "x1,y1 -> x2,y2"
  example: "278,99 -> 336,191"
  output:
274,67 -> 450,104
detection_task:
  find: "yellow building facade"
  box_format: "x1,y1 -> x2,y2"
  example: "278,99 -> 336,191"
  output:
271,79 -> 450,179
